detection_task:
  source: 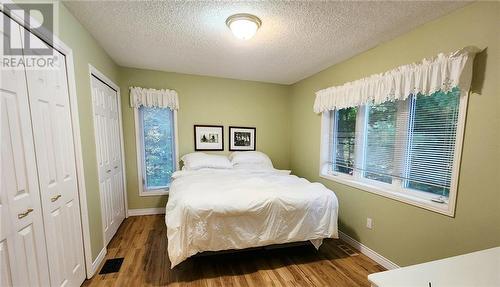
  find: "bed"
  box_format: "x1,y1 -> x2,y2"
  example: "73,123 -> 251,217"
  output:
165,164 -> 339,268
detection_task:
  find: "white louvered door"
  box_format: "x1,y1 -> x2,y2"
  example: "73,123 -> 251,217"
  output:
0,15 -> 50,287
91,75 -> 125,245
22,32 -> 86,286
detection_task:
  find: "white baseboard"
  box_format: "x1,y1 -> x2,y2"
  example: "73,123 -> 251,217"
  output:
339,231 -> 399,270
127,207 -> 165,216
89,247 -> 106,278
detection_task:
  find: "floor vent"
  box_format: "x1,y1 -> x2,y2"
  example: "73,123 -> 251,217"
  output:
338,244 -> 359,256
99,258 -> 124,274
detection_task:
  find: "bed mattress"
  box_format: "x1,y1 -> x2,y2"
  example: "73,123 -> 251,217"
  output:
165,168 -> 339,268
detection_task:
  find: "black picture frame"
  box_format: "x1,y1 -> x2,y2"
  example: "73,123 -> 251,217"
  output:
194,125 -> 224,151
229,126 -> 256,151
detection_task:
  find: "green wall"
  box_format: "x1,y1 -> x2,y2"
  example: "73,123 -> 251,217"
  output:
119,68 -> 291,209
57,3 -> 120,260
289,2 -> 500,266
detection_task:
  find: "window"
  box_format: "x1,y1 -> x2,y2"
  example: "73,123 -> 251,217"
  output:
364,101 -> 398,184
405,92 -> 460,197
135,106 -> 178,195
332,107 -> 357,175
321,88 -> 465,216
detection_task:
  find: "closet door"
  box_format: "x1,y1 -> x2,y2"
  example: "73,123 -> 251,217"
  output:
0,15 -> 50,287
22,32 -> 86,286
91,75 -> 125,245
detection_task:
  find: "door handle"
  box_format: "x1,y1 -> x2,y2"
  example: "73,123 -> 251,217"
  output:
18,208 -> 34,219
51,194 -> 62,202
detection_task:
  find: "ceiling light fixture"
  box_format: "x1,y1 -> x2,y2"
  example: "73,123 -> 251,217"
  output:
226,13 -> 262,40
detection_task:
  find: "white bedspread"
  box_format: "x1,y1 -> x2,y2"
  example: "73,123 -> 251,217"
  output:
165,168 -> 339,268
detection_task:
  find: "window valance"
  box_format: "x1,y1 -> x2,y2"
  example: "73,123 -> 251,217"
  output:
130,86 -> 179,110
313,46 -> 479,113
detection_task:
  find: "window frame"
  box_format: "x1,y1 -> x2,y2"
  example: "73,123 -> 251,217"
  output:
134,107 -> 179,196
319,93 -> 469,217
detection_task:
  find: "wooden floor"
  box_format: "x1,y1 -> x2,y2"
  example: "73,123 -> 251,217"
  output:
83,215 -> 384,287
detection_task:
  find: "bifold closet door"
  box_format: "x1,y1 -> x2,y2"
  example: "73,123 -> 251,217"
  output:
91,76 -> 125,245
0,15 -> 50,287
22,30 -> 86,286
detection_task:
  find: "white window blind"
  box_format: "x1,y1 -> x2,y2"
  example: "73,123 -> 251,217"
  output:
405,89 -> 460,197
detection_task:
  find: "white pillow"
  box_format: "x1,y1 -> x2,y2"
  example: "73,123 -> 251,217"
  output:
229,151 -> 273,167
181,152 -> 232,170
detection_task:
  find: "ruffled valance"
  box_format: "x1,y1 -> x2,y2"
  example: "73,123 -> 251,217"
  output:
313,46 -> 479,113
130,86 -> 179,110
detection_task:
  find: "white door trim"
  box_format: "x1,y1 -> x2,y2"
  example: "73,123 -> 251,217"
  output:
3,2 -> 95,279
88,65 -> 128,243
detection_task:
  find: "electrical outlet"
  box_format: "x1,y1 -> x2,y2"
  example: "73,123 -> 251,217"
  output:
366,217 -> 373,229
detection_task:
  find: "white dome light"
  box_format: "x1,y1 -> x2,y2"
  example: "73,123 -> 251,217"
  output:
226,13 -> 262,40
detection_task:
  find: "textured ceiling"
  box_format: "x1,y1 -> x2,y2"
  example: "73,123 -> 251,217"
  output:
64,1 -> 468,84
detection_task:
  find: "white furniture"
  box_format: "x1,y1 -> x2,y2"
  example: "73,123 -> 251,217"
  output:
90,73 -> 126,245
368,247 -> 500,287
165,168 -> 339,268
1,13 -> 86,286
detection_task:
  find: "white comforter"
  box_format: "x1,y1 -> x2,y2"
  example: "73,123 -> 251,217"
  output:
165,168 -> 339,268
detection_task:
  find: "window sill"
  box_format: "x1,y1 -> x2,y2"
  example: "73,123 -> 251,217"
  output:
139,188 -> 169,197
319,172 -> 455,217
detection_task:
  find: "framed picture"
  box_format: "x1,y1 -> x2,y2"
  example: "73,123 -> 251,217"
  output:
194,125 -> 224,151
229,126 -> 256,151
